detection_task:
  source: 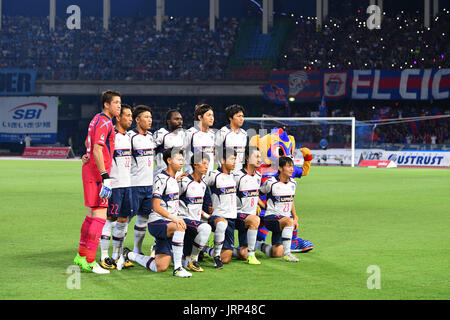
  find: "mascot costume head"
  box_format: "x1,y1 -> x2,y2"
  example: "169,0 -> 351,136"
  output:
249,127 -> 312,177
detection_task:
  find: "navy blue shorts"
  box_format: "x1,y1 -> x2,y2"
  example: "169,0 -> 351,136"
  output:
131,185 -> 153,216
208,216 -> 236,251
148,219 -> 172,256
182,218 -> 207,257
263,215 -> 284,245
235,213 -> 252,247
107,187 -> 133,218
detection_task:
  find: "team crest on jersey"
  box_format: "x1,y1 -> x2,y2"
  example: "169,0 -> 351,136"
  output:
100,134 -> 105,141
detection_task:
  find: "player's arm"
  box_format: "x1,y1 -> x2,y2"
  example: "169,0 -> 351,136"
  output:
183,129 -> 193,174
152,197 -> 186,229
214,129 -> 225,167
92,143 -> 112,198
291,202 -> 298,230
300,147 -> 313,176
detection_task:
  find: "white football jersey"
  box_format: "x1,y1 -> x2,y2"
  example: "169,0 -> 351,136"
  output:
215,125 -> 247,172
128,129 -> 155,187
149,171 -> 180,223
260,176 -> 296,218
110,129 -> 132,189
184,126 -> 216,174
178,175 -> 207,221
233,169 -> 261,215
203,169 -> 237,219
153,127 -> 185,177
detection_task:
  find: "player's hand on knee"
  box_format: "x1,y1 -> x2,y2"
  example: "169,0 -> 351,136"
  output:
99,172 -> 112,199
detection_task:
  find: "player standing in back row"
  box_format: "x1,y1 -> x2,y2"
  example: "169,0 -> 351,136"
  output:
74,90 -> 121,274
184,104 -> 216,214
98,104 -> 134,270
153,109 -> 185,177
128,105 -> 155,255
215,104 -> 247,173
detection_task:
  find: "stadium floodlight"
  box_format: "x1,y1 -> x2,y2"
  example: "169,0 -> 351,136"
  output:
244,117 -> 356,167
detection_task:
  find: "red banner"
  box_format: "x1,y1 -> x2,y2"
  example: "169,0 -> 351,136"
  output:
358,160 -> 397,168
22,147 -> 71,159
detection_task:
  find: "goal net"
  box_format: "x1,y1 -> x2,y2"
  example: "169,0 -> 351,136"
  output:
243,116 -> 357,167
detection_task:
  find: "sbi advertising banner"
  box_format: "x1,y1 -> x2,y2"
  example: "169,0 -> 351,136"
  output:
0,96 -> 58,143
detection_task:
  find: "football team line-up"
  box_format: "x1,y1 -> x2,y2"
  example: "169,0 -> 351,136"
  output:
74,90 -> 314,278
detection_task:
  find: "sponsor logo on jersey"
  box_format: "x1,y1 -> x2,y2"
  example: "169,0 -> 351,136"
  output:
275,195 -> 294,203
114,149 -> 132,157
195,146 -> 214,153
135,148 -> 154,157
241,190 -> 259,198
167,193 -> 179,200
219,186 -> 237,195
188,197 -> 204,204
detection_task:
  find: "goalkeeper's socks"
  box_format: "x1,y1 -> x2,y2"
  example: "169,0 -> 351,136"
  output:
78,216 -> 93,257
86,217 -> 106,263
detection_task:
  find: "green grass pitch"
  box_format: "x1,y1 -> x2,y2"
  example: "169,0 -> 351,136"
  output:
0,159 -> 449,300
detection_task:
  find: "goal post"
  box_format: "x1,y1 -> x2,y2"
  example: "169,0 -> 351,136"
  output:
244,117 -> 357,167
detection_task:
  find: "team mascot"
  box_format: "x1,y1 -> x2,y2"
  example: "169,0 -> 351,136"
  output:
249,127 -> 314,253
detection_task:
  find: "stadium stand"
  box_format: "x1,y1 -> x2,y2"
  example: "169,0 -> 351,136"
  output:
276,10 -> 449,70
0,15 -> 239,80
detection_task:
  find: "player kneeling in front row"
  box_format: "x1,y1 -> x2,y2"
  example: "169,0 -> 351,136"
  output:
202,148 -> 238,269
178,152 -> 212,272
231,146 -> 262,265
256,156 -> 299,262
123,148 -> 192,277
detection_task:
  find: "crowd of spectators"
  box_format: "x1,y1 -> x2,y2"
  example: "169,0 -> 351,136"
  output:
277,10 -> 449,71
1,9 -> 448,80
0,15 -> 239,80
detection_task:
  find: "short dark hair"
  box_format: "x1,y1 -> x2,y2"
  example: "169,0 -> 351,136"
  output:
101,90 -> 121,109
194,104 -> 213,121
132,105 -> 152,121
225,104 -> 245,123
165,109 -> 181,127
278,156 -> 294,170
218,147 -> 238,161
120,104 -> 132,115
243,145 -> 259,168
190,151 -> 211,167
163,147 -> 184,166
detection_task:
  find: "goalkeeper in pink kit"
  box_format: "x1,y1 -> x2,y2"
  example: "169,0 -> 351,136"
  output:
73,90 -> 122,274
